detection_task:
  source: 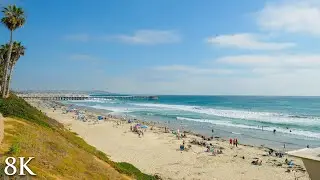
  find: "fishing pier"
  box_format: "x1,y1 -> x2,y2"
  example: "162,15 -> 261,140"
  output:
17,93 -> 159,101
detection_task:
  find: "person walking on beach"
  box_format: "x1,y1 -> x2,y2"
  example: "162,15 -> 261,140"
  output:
229,138 -> 232,147
233,138 -> 236,147
235,138 -> 238,147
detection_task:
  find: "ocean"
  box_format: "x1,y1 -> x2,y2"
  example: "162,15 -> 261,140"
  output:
65,95 -> 320,150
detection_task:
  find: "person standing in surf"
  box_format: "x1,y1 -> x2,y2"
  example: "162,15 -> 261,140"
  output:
177,129 -> 180,140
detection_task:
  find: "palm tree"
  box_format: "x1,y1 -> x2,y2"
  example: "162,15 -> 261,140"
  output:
0,44 -> 9,92
5,42 -> 25,94
1,5 -> 25,98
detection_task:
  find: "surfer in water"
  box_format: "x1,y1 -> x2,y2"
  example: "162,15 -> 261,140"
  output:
273,129 -> 276,134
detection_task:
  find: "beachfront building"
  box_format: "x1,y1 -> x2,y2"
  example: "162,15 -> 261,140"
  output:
287,147 -> 320,180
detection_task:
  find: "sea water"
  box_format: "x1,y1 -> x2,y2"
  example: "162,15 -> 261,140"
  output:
65,95 -> 320,150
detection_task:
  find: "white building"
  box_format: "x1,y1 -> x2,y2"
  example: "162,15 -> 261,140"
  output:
287,147 -> 320,180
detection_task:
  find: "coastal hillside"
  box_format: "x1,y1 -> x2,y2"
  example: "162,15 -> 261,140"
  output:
0,94 -> 156,179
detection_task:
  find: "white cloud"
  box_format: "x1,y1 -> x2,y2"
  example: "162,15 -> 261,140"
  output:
13,68 -> 320,96
207,33 -> 295,50
257,0 -> 320,35
216,54 -> 320,68
153,65 -> 235,75
13,54 -> 320,96
97,70 -> 320,96
251,68 -> 285,75
64,34 -> 90,42
64,30 -> 180,45
216,55 -> 273,66
111,30 -> 181,45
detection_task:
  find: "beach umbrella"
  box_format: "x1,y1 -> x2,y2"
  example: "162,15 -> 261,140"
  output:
141,125 -> 148,129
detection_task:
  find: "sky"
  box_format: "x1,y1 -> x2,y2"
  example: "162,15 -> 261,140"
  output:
1,0 -> 320,95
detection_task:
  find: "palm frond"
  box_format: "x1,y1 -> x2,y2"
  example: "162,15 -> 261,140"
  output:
1,5 -> 26,31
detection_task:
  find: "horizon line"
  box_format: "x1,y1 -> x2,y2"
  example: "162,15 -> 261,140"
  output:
13,90 -> 320,97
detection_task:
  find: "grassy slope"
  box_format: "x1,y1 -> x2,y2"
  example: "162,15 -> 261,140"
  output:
0,94 -> 156,180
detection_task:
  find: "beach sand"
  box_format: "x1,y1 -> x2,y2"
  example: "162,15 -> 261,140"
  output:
28,100 -> 309,180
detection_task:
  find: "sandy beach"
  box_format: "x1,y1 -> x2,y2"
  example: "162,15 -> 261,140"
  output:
27,99 -> 309,180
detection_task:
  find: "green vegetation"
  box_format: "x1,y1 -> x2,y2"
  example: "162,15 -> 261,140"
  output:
8,142 -> 20,154
0,94 -> 58,128
116,162 -> 155,180
0,95 -> 157,179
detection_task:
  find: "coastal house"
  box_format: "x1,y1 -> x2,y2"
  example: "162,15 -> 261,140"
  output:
287,147 -> 320,180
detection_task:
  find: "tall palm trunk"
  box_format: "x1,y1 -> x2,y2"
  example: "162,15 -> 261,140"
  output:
0,66 -> 2,94
6,65 -> 14,97
0,53 -> 3,95
2,31 -> 13,98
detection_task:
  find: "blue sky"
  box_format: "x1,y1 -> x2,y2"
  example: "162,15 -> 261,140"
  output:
2,0 -> 320,95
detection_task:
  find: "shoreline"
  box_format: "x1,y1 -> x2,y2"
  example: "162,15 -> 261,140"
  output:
61,101 -> 310,151
28,99 -> 309,180
59,98 -> 320,151
57,102 -> 260,149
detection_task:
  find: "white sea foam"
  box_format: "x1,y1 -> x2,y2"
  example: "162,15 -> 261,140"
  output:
176,117 -> 320,139
68,98 -> 118,104
91,105 -> 133,113
232,132 -> 242,135
133,103 -> 320,126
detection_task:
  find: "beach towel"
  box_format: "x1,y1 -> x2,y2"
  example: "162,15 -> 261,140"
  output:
210,147 -> 214,152
288,161 -> 294,168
